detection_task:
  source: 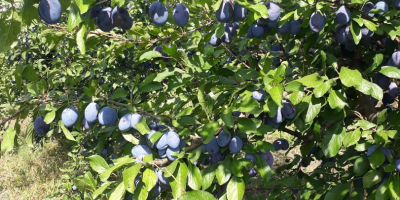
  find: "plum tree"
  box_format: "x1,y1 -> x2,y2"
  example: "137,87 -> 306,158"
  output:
335,5 -> 351,25
309,12 -> 326,33
98,106 -> 117,126
215,0 -> 234,22
38,0 -> 62,24
173,3 -> 190,27
61,106 -> 78,128
360,28 -> 374,46
84,103 -> 100,123
149,1 -> 168,27
34,116 -> 50,136
96,7 -> 115,32
112,7 -> 133,30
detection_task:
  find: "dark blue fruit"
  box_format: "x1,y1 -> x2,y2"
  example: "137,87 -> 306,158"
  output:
156,169 -> 169,186
245,154 -> 256,163
90,5 -> 102,19
149,1 -> 169,27
102,149 -> 108,155
249,168 -> 257,177
210,151 -> 222,164
34,116 -> 50,136
229,136 -> 243,153
179,139 -> 186,149
376,73 -> 390,89
272,107 -> 284,123
173,3 -> 190,27
389,82 -> 399,98
167,131 -> 180,149
278,21 -> 289,34
391,51 -> 400,67
394,0 -> 400,10
344,41 -> 356,52
335,5 -> 351,25
360,28 -> 374,46
130,113 -> 142,130
362,2 -> 375,17
232,111 -> 241,116
265,2 -> 281,21
205,137 -> 220,155
273,139 -> 282,151
289,19 -> 302,35
383,93 -> 395,104
156,132 -> 169,150
215,0 -> 234,22
309,12 -> 326,33
247,24 -> 264,38
225,23 -> 236,36
158,148 -> 167,158
166,147 -> 180,161
233,3 -> 248,21
112,7 -> 133,30
217,130 -> 231,147
82,117 -> 93,130
281,99 -> 296,119
395,159 -> 400,171
62,106 -> 79,127
260,151 -> 274,166
221,31 -> 233,44
97,7 -> 115,32
252,90 -> 266,101
118,113 -> 132,132
98,106 -> 117,126
131,145 -> 152,162
210,34 -> 222,46
375,1 -> 389,16
38,0 -> 62,24
267,20 -> 278,28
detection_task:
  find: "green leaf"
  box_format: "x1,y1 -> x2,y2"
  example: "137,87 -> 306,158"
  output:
216,158 -> 232,185
133,180 -> 148,200
304,100 -> 322,124
1,127 -> 16,153
354,156 -> 369,176
111,88 -> 128,99
139,51 -> 162,62
201,122 -> 219,144
139,82 -> 163,92
321,122 -> 344,158
187,146 -> 202,164
376,177 -> 390,200
93,182 -> 113,199
76,23 -> 86,54
135,117 -> 150,135
177,190 -> 216,200
163,160 -> 179,177
123,164 -> 141,193
0,8 -> 21,53
314,81 -> 331,98
363,170 -> 382,188
84,172 -> 97,191
295,73 -> 324,88
187,162 -> 202,190
364,53 -> 383,74
109,181 -> 126,200
143,168 -> 157,191
202,164 -> 218,190
343,128 -> 361,147
58,120 -> 76,141
324,182 -> 351,200
100,157 -> 135,182
369,147 -> 385,169
339,67 -> 362,87
389,176 -> 400,199
227,176 -> 245,200
169,161 -> 188,198
68,3 -> 82,31
380,66 -> 400,79
44,110 -> 56,124
221,106 -> 234,128
327,90 -> 346,111
355,79 -> 383,101
75,0 -> 96,13
268,84 -> 284,107
255,154 -> 273,184
122,132 -> 139,145
88,155 -> 109,173
238,118 -> 260,134
350,21 -> 362,45
22,66 -> 39,83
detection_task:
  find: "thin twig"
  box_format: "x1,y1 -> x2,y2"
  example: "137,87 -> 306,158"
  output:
274,33 -> 293,68
0,102 -> 43,127
221,43 -> 250,69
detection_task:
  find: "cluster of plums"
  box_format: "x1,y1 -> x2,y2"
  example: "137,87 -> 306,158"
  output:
373,51 -> 400,105
89,5 -> 133,32
149,1 -> 190,27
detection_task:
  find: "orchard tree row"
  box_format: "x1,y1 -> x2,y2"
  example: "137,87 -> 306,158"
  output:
1,0 -> 400,199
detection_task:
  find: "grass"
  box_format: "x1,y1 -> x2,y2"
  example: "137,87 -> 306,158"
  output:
0,139 -> 70,200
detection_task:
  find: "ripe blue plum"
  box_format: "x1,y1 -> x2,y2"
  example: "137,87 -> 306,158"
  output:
383,93 -> 395,104
210,34 -> 222,46
81,148 -> 87,155
215,0 -> 234,22
217,130 -> 231,147
360,28 -> 374,46
278,21 -> 290,34
375,1 -> 389,16
376,73 -> 390,89
112,7 -> 133,30
249,168 -> 257,177
210,151 -> 222,164
156,169 -> 169,186
167,131 -> 180,148
173,3 -> 190,27
281,99 -> 296,119
229,136 -> 243,153
111,154 -> 117,159
245,153 -> 256,163
233,3 -> 248,21
130,113 -> 142,130
149,1 -> 169,27
391,51 -> 400,67
265,2 -> 281,21
158,148 -> 167,158
85,102 -> 100,123
221,31 -> 233,44
205,137 -> 220,155
395,0 -> 400,10
102,149 -> 108,156
233,22 -> 240,29
38,0 -> 62,24
252,90 -> 266,101
273,139 -> 283,151
260,151 -> 274,166
232,111 -> 241,116
98,106 -> 117,126
395,159 -> 400,171
82,117 -> 93,130
335,26 -> 347,44
34,116 -> 50,136
97,7 -> 115,32
289,19 -> 302,35
362,2 -> 375,17
309,12 -> 326,33
118,113 -> 132,132
247,24 -> 264,38
281,139 -> 289,150
272,107 -> 284,123
156,132 -> 169,150
62,106 -> 79,127
344,41 -> 356,52
389,82 -> 399,98
271,44 -> 281,51
131,145 -> 152,162
267,20 -> 278,28
335,5 -> 351,25
265,114 -> 280,129
90,5 -> 102,19
166,147 -> 180,161
224,23 -> 236,37
179,139 -> 186,149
